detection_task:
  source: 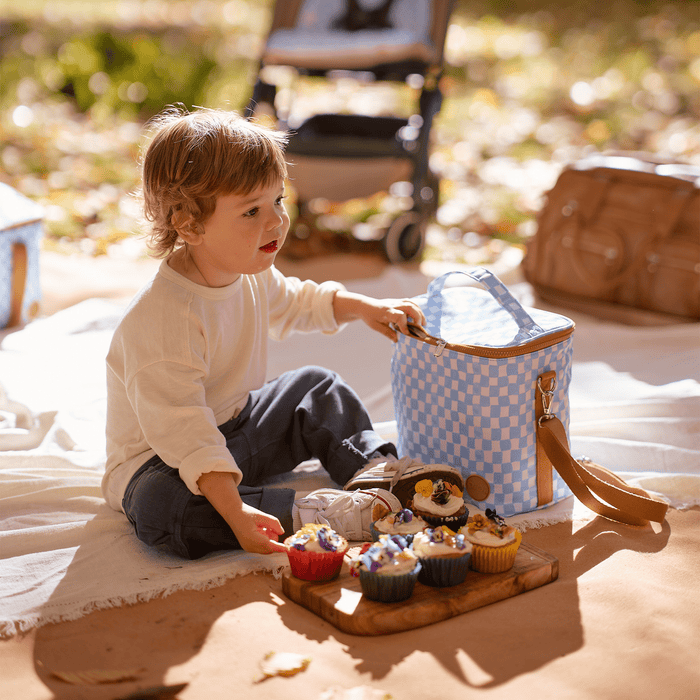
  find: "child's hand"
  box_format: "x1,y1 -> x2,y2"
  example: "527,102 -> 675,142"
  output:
359,297 -> 426,341
197,471 -> 288,555
229,504 -> 288,555
333,291 -> 426,342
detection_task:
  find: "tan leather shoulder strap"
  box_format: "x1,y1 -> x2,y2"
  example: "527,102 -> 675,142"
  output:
8,242 -> 28,327
537,415 -> 668,526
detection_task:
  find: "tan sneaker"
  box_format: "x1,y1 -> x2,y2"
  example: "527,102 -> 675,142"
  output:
343,456 -> 464,508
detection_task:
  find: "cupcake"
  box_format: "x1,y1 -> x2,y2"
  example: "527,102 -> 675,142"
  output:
411,526 -> 472,587
284,523 -> 349,582
408,478 -> 468,530
459,509 -> 522,574
350,534 -> 421,602
370,508 -> 428,544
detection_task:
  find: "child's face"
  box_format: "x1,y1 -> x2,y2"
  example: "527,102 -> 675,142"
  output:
196,178 -> 290,282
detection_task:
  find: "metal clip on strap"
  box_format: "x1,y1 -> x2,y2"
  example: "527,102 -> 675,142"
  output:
537,376 -> 557,426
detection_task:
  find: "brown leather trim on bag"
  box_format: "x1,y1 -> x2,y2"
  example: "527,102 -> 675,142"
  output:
537,415 -> 668,526
535,371 -> 556,506
405,323 -> 574,359
9,242 -> 28,328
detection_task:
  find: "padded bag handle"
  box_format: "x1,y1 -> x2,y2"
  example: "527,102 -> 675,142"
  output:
427,268 -> 544,342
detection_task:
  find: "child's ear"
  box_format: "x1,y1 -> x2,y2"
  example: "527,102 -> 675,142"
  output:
171,209 -> 203,246
177,227 -> 203,246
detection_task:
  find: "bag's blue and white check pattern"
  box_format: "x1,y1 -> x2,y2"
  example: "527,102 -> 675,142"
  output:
391,268 -> 575,517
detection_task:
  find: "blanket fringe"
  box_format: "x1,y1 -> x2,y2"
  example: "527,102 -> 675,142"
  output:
514,512 -> 583,530
0,561 -> 290,640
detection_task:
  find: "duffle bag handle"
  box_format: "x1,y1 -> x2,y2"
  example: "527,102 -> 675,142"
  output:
427,268 -> 545,340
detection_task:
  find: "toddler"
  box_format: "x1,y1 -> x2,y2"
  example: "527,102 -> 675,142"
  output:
102,106 -> 425,558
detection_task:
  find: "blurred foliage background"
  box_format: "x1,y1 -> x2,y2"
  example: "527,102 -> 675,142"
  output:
0,0 -> 698,265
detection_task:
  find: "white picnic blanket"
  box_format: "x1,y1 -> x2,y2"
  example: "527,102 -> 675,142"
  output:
1,264 -> 698,638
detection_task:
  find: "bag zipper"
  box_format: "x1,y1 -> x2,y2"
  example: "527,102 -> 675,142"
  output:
404,323 -> 575,359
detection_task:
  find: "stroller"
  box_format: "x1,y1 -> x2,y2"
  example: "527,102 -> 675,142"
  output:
245,0 -> 456,262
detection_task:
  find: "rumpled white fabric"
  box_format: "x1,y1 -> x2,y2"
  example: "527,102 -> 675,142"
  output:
0,265 -> 698,638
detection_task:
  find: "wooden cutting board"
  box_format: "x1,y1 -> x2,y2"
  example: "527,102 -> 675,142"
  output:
282,542 -> 558,636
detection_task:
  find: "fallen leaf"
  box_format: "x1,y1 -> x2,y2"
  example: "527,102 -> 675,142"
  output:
256,651 -> 311,682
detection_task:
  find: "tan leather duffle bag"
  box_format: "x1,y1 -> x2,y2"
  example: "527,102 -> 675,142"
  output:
523,155 -> 700,324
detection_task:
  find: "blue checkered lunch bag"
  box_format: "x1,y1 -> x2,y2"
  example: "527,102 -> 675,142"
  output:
391,267 -> 668,525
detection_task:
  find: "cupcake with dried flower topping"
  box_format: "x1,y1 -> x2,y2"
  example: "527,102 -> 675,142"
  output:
409,478 -> 468,530
370,508 -> 427,544
350,534 -> 421,602
411,526 -> 472,587
459,509 -> 522,573
284,523 -> 348,582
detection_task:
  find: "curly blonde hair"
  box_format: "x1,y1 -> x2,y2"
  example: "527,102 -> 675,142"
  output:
141,106 -> 289,258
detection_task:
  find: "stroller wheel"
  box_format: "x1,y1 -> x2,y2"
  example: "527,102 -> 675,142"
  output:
383,212 -> 425,263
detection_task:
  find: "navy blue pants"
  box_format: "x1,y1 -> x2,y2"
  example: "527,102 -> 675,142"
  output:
122,366 -> 396,559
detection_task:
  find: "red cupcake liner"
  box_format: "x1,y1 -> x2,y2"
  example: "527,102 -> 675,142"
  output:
285,544 -> 348,582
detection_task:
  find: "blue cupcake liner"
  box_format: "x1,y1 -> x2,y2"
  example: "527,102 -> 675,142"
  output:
359,562 -> 422,602
417,552 -> 471,587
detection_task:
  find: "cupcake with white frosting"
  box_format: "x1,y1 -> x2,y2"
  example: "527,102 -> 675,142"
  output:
408,478 -> 468,530
411,526 -> 472,587
459,509 -> 522,573
370,508 -> 427,544
284,523 -> 348,581
350,534 -> 421,602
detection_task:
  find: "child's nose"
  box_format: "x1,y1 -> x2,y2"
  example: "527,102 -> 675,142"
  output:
267,207 -> 285,230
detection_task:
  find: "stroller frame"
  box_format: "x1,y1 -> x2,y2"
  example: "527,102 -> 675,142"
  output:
245,0 -> 456,262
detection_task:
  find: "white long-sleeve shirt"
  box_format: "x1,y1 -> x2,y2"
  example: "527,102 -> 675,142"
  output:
102,260 -> 344,512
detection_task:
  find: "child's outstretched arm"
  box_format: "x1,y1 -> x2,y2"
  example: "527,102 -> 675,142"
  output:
197,472 -> 288,554
332,290 -> 426,342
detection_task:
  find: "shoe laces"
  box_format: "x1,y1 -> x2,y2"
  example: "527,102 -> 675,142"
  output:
357,455 -> 424,492
387,456 -> 424,490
